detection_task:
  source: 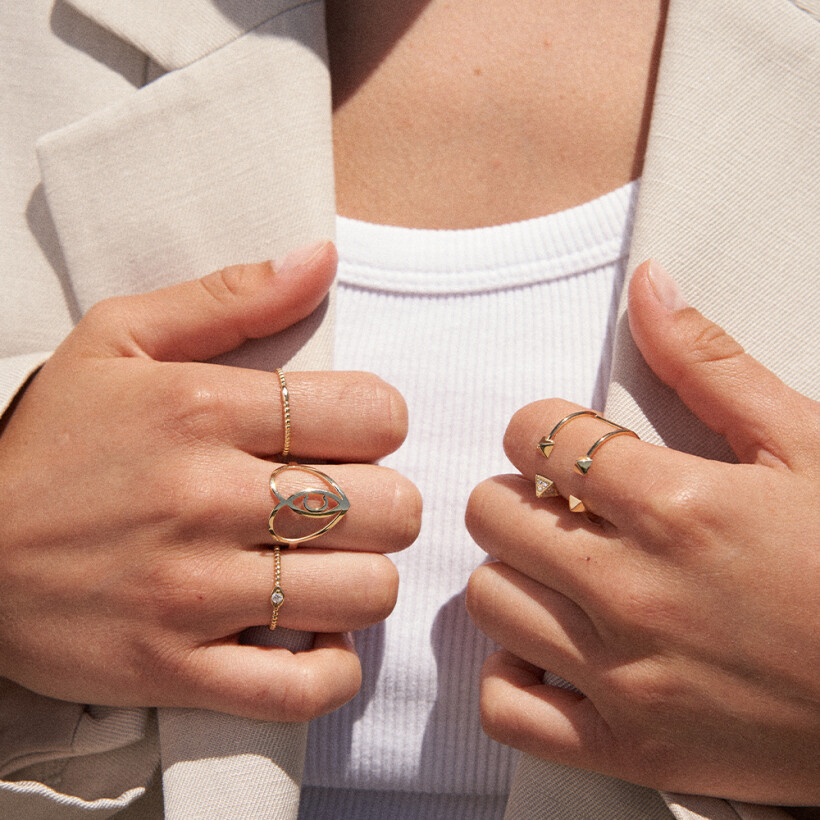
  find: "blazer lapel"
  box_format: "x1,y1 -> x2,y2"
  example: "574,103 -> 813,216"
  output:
37,3 -> 336,818
506,0 -> 818,817
65,0 -> 300,70
39,0 -> 336,374
608,0 -> 820,456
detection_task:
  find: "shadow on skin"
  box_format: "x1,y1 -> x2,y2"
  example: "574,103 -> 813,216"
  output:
210,0 -> 432,109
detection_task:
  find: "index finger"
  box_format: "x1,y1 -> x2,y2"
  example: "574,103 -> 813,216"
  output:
504,398 -> 691,527
170,367 -> 408,462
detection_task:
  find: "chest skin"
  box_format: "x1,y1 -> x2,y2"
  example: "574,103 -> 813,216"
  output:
327,0 -> 667,229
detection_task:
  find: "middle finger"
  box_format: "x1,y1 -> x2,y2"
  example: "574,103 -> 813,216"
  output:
467,473 -> 625,609
180,457 -> 422,554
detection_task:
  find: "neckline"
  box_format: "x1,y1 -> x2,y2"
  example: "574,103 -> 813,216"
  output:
335,179 -> 638,295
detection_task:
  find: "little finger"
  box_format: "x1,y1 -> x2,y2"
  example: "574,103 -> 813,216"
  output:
181,632 -> 362,722
480,650 -> 606,774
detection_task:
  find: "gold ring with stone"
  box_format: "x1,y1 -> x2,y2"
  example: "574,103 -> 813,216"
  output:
269,546 -> 284,630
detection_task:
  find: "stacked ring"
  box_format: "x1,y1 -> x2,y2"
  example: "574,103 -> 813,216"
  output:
268,373 -> 351,630
574,427 -> 639,476
535,409 -> 640,513
537,410 -> 599,460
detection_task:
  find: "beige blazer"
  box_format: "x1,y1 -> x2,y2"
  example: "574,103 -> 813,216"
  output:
0,0 -> 817,817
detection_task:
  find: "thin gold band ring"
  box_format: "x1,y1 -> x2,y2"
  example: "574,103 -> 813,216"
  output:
275,368 -> 291,460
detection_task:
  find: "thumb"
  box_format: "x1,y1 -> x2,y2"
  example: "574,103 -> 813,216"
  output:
628,259 -> 809,469
72,240 -> 336,362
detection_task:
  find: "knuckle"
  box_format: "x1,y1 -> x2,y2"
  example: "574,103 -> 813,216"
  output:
343,374 -> 408,452
478,692 -> 504,741
80,296 -> 127,336
129,634 -> 187,694
198,264 -> 251,303
138,558 -> 209,629
687,317 -> 744,366
607,658 -> 677,713
283,666 -> 322,721
367,376 -> 408,451
157,370 -> 222,443
378,378 -> 409,446
465,564 -> 497,627
594,570 -> 671,644
647,471 -> 723,548
504,399 -> 573,455
278,663 -> 357,722
603,668 -> 681,781
145,453 -> 218,531
478,679 -> 518,746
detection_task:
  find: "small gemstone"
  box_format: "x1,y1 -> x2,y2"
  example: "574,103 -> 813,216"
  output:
535,474 -> 558,498
270,589 -> 284,607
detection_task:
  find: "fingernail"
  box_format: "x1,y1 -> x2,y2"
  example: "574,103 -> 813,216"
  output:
273,240 -> 329,275
647,260 -> 688,311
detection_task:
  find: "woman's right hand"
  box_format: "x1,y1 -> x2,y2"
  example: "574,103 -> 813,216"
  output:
0,241 -> 421,722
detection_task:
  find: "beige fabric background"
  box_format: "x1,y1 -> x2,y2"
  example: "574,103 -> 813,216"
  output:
0,0 -> 817,817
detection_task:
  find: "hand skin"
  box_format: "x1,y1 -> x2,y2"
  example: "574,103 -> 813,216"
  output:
466,260 -> 820,805
0,241 -> 421,722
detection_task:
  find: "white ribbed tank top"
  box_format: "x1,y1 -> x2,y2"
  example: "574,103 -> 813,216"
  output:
300,181 -> 645,819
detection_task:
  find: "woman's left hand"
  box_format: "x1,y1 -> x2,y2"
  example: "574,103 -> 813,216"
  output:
465,261 -> 820,805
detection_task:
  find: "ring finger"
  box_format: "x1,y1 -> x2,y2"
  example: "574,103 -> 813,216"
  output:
182,548 -> 400,636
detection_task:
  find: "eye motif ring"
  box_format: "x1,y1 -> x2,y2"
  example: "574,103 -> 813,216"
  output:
268,463 -> 351,547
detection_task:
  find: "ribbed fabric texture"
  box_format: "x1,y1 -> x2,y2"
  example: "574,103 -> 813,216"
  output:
300,181 -> 638,819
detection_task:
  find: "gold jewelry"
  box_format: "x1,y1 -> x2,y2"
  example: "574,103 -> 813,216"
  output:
269,546 -> 284,630
568,495 -> 586,513
574,427 -> 640,475
535,475 -> 560,498
275,368 -> 291,459
537,410 -> 599,459
268,463 -> 350,547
